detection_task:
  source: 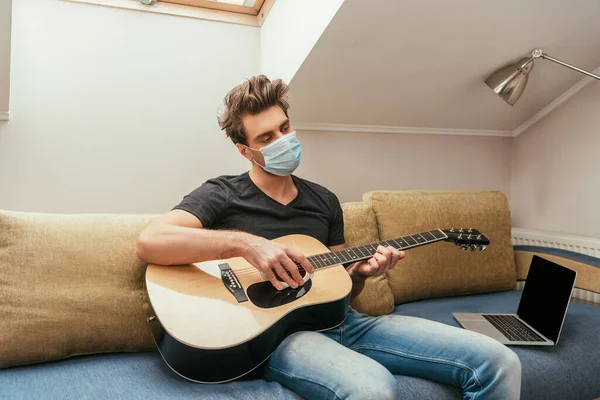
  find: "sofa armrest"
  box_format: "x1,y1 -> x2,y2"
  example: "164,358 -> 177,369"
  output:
514,246 -> 600,305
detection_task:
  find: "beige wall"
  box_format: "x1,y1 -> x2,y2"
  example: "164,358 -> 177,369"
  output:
0,0 -> 10,118
510,82 -> 600,238
297,130 -> 511,203
0,0 -> 260,214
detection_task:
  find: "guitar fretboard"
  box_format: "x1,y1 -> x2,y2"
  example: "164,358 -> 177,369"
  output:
306,229 -> 448,270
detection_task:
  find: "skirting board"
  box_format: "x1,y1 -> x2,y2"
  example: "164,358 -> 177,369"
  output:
512,228 -> 600,304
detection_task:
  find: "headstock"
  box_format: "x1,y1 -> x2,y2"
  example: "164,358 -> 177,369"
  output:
442,228 -> 490,252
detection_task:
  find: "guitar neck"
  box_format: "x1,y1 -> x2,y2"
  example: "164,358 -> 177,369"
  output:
307,229 -> 448,269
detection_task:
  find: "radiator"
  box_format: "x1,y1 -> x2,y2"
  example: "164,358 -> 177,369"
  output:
512,228 -> 600,304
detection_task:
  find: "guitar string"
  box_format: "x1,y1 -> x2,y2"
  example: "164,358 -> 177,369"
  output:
217,235 -> 445,278
210,232 -> 484,282
227,242 -> 401,277
217,234 -> 456,278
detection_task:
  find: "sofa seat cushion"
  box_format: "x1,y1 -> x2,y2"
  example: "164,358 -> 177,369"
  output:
0,350 -> 460,400
2,291 -> 597,399
393,290 -> 600,400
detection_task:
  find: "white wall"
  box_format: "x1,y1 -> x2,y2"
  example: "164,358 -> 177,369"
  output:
511,82 -> 600,238
0,0 -> 10,119
297,130 -> 511,203
261,0 -> 344,84
0,0 -> 260,214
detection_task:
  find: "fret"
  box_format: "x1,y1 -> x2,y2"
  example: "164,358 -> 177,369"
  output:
353,246 -> 369,258
364,244 -> 378,254
394,237 -> 409,248
384,239 -> 401,249
431,229 -> 446,239
411,234 -> 426,244
316,254 -> 326,268
321,253 -> 334,267
345,248 -> 360,261
403,236 -> 417,246
316,256 -> 327,269
310,256 -> 323,269
421,231 -> 436,241
320,253 -> 333,267
382,239 -> 397,249
329,252 -> 343,265
334,251 -> 350,264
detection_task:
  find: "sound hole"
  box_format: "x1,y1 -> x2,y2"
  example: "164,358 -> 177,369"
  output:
274,265 -> 308,283
247,279 -> 312,309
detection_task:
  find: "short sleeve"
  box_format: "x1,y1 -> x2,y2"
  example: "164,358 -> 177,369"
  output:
328,192 -> 345,247
172,179 -> 229,229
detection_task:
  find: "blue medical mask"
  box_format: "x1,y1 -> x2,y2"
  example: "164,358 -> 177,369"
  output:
245,131 -> 303,176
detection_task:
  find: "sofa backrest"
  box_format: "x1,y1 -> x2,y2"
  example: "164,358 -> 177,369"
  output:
0,210 -> 157,369
0,189 -> 517,367
343,190 -> 517,315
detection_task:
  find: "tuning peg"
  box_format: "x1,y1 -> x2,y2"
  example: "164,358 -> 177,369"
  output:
470,244 -> 478,252
459,244 -> 468,251
479,245 -> 487,252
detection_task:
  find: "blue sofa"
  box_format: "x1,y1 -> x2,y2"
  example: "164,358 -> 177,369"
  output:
2,290 -> 599,399
1,191 -> 599,399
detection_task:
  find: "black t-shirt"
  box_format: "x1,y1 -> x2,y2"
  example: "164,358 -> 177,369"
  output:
173,172 -> 345,247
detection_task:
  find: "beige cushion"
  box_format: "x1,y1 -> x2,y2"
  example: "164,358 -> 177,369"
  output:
341,202 -> 395,315
363,190 -> 517,305
0,210 -> 156,368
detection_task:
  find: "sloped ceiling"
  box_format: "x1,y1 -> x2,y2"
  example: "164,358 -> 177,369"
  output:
288,0 -> 600,133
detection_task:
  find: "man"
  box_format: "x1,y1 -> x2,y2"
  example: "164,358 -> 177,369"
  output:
136,75 -> 521,399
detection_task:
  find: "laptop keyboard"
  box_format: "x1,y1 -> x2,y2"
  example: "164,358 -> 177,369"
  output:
482,314 -> 546,342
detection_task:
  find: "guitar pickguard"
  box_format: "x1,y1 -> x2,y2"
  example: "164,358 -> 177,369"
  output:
246,279 -> 312,309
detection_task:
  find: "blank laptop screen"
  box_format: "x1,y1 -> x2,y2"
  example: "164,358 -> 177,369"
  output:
517,255 -> 576,343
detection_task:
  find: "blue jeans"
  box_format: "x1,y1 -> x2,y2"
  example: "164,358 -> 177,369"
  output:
265,308 -> 521,400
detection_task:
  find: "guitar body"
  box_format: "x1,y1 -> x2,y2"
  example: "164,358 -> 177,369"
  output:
145,234 -> 353,383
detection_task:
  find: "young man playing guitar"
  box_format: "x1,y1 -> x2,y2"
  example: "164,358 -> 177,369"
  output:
136,75 -> 521,399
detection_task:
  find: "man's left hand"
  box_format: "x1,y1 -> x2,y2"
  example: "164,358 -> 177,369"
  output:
348,245 -> 405,278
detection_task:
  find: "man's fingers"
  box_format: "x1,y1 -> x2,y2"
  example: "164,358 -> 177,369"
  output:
286,248 -> 314,274
272,263 -> 298,289
377,245 -> 393,258
389,248 -> 404,269
364,258 -> 379,275
263,268 -> 284,291
279,255 -> 304,285
373,252 -> 387,265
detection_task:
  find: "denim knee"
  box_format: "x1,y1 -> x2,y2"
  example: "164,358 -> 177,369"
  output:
336,369 -> 398,400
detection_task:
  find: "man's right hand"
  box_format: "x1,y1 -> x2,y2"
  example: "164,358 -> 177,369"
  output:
240,234 -> 314,290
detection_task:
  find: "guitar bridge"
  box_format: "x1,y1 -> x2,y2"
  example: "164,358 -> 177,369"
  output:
219,263 -> 248,303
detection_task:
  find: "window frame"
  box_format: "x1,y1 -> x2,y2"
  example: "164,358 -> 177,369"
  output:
63,0 -> 275,27
161,0 -> 266,16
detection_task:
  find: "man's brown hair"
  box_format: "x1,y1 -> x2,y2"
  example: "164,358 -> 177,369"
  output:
217,75 -> 290,146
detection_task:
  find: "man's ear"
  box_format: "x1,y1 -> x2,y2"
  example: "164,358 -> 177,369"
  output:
236,143 -> 253,161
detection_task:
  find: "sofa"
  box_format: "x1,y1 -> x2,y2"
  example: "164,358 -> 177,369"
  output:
1,190 -> 599,399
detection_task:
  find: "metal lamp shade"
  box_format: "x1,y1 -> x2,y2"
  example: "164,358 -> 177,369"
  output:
485,57 -> 535,106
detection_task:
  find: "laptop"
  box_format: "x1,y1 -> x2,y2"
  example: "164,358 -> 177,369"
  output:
453,255 -> 577,346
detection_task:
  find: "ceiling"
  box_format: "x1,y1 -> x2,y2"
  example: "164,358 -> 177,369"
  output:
288,0 -> 600,133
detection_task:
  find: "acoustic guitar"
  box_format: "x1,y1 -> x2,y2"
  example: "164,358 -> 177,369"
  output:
145,228 -> 490,383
